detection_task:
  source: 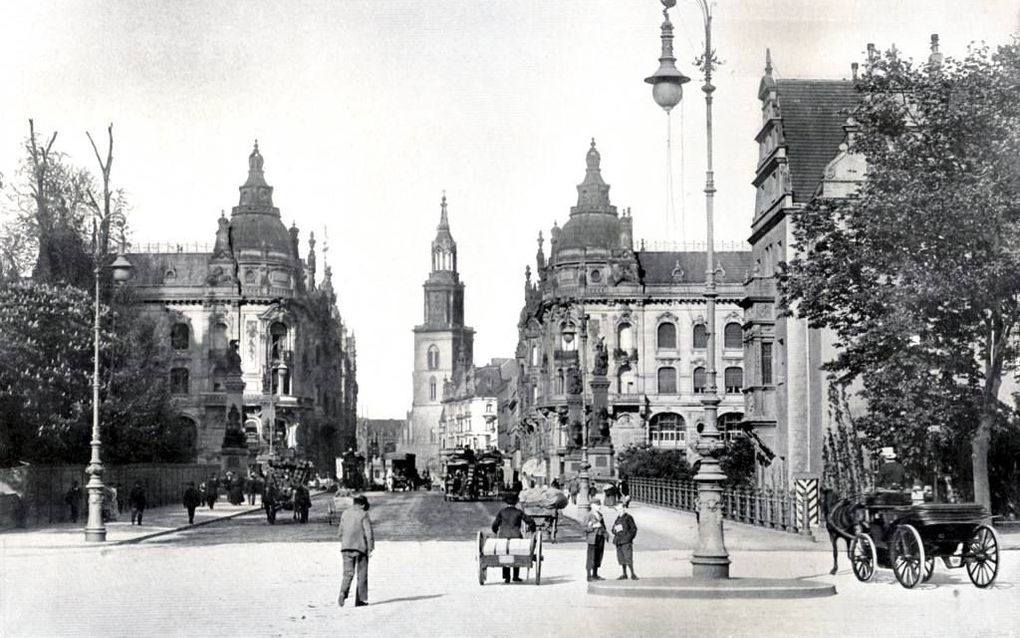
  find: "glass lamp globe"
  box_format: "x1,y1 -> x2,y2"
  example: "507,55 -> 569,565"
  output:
652,81 -> 684,112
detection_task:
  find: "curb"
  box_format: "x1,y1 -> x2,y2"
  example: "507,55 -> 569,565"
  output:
115,490 -> 333,545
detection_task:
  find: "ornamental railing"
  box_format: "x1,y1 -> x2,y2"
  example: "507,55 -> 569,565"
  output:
628,476 -> 812,535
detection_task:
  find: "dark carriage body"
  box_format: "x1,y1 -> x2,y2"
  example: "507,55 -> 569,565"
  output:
848,495 -> 1000,589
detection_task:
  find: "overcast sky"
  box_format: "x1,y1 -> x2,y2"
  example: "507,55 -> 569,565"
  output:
2,1 -> 1017,418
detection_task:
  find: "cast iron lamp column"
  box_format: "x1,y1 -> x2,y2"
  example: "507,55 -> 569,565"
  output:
562,311 -> 592,511
645,0 -> 730,578
84,248 -> 133,542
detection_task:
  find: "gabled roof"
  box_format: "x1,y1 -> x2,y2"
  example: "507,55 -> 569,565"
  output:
776,79 -> 858,202
637,250 -> 753,285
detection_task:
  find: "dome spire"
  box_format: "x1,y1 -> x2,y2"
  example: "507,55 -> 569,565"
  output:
572,139 -> 615,216
236,139 -> 276,215
439,190 -> 449,230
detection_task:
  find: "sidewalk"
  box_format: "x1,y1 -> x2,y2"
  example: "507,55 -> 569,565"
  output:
0,491 -> 330,553
561,500 -> 1020,552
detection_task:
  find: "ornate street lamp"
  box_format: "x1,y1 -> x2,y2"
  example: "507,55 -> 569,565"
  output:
562,312 -> 592,510
84,248 -> 133,542
646,0 -> 730,579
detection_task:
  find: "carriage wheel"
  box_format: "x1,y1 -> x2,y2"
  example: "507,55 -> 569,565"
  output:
922,556 -> 935,583
535,533 -> 543,586
965,524 -> 1000,588
850,533 -> 877,582
478,562 -> 487,586
892,524 -> 925,589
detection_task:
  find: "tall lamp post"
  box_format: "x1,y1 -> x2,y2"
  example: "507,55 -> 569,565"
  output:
84,244 -> 133,542
646,0 -> 730,578
562,311 -> 591,510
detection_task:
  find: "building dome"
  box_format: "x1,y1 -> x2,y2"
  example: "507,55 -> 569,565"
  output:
555,139 -> 621,253
230,141 -> 292,258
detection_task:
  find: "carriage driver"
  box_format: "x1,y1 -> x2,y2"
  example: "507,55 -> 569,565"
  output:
876,447 -> 907,491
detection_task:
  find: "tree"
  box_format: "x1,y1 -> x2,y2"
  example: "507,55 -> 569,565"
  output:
616,444 -> 693,481
782,41 -> 1020,510
0,281 -> 97,464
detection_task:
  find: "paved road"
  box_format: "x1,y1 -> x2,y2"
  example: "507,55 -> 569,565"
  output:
144,491 -> 583,547
3,491 -> 1017,638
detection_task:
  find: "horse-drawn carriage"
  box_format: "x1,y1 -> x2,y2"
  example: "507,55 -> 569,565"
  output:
839,491 -> 1000,589
261,459 -> 315,525
476,530 -> 544,585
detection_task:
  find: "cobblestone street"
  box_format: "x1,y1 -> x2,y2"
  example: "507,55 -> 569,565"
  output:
2,492 -> 1017,637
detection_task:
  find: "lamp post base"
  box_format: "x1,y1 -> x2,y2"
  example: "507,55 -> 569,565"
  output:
84,528 -> 107,543
691,555 -> 731,579
84,481 -> 107,543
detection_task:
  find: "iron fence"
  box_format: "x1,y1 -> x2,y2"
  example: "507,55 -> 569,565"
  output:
629,476 -> 811,535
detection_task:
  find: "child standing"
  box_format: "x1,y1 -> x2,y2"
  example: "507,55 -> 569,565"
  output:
611,500 -> 638,580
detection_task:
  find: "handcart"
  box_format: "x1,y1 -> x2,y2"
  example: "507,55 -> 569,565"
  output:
477,530 -> 543,586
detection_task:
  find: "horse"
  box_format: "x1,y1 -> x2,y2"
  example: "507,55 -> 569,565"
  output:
819,487 -> 864,574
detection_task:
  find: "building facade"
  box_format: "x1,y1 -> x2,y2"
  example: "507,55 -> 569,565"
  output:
511,141 -> 751,484
126,143 -> 358,472
741,51 -> 861,489
437,361 -> 508,453
406,195 -> 475,471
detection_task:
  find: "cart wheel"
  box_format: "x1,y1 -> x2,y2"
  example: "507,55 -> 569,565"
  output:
478,562 -> 487,586
892,524 -> 925,589
922,556 -> 935,583
850,533 -> 877,582
535,533 -> 543,586
965,524 -> 999,588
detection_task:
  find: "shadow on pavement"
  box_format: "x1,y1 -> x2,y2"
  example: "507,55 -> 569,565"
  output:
371,594 -> 444,606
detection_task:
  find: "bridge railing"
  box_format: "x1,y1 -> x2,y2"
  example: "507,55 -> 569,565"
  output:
628,477 -> 814,535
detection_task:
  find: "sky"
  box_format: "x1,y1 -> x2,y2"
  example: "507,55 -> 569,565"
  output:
1,1 -> 1018,418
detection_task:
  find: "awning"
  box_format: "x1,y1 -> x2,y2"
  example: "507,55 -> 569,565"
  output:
521,457 -> 547,478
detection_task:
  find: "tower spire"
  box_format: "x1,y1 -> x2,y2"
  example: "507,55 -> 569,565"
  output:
439,190 -> 449,230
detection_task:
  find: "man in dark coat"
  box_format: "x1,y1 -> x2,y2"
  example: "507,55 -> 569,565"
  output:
490,493 -> 535,583
611,500 -> 638,580
584,498 -> 608,581
183,481 -> 202,524
65,480 -> 82,523
129,481 -> 147,525
205,473 -> 219,509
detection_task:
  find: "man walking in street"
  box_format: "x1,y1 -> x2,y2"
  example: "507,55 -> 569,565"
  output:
129,480 -> 147,526
183,481 -> 202,525
65,480 -> 82,523
337,494 -> 374,607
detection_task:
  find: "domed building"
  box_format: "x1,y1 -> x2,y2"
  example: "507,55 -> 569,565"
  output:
510,140 -> 751,485
126,142 -> 358,472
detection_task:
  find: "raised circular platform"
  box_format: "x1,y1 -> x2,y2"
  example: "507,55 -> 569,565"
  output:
587,577 -> 836,599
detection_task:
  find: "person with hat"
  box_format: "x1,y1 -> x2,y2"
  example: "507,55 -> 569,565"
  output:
183,481 -> 202,525
337,494 -> 374,607
584,498 -> 608,582
876,447 -> 907,491
490,493 -> 536,584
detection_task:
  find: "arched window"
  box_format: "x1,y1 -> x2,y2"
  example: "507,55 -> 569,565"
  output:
724,323 -> 742,349
657,322 -> 677,350
693,324 -> 707,349
211,322 -> 228,352
657,366 -> 677,394
427,345 -> 440,370
693,367 -> 706,393
429,377 -> 437,401
270,322 -> 287,360
171,323 -> 190,350
531,344 -> 539,366
555,369 -> 564,395
618,322 -> 634,351
649,412 -> 685,448
725,367 -> 743,393
170,367 -> 189,395
177,416 -> 198,462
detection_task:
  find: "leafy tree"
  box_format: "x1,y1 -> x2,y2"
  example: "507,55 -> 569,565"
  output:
782,41 -> 1020,510
0,281 -> 98,464
616,444 -> 693,481
717,437 -> 756,489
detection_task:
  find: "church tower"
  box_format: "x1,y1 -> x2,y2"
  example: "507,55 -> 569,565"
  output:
407,194 -> 474,470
